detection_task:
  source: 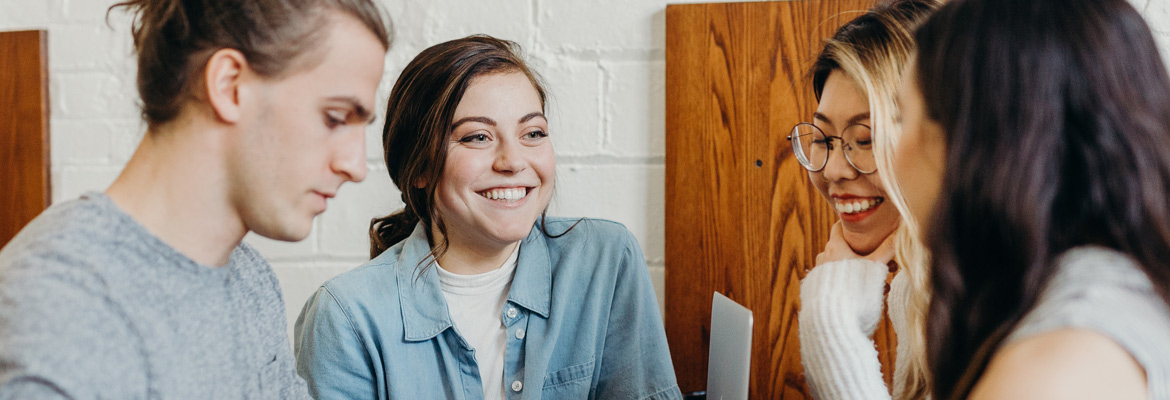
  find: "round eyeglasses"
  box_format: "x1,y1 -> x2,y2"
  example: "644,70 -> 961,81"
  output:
786,122 -> 876,174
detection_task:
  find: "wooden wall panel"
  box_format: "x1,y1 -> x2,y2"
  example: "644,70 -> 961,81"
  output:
664,2 -> 891,398
0,30 -> 50,248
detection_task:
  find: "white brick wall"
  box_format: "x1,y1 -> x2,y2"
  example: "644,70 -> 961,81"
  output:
4,0 -> 1170,341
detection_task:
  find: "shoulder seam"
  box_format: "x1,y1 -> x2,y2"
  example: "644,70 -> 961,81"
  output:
321,261 -> 394,287
318,286 -> 372,359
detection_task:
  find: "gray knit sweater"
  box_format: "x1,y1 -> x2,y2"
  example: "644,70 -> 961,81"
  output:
1007,246 -> 1170,399
0,193 -> 310,399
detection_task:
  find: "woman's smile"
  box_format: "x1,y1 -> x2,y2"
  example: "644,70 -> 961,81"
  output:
832,195 -> 885,222
477,186 -> 532,202
809,70 -> 901,253
433,71 -> 556,249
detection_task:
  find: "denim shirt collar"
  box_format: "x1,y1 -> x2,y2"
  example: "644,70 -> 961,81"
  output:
395,222 -> 552,342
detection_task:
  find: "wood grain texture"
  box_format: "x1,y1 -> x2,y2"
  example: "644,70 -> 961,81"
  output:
0,30 -> 50,248
664,2 -> 892,398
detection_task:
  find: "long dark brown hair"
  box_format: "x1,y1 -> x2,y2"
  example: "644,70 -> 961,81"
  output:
370,35 -> 577,266
914,0 -> 1170,398
109,0 -> 391,128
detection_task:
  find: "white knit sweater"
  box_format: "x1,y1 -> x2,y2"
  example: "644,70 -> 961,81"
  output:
799,259 -> 913,400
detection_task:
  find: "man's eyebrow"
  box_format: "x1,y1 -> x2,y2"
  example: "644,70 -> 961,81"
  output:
451,116 -> 497,130
326,96 -> 376,124
519,112 -> 545,124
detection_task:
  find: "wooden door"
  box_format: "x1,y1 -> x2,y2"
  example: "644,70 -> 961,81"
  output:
664,2 -> 892,398
0,30 -> 50,247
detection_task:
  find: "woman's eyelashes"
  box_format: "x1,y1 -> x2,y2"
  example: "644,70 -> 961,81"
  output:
459,132 -> 490,143
324,110 -> 349,129
456,129 -> 548,145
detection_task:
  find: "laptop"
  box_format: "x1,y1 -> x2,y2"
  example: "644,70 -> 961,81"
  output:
704,292 -> 753,400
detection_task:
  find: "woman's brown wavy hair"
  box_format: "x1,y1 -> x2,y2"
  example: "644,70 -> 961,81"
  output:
369,35 -> 574,269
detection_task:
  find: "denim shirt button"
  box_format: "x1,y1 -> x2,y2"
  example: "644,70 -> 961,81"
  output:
511,380 -> 523,392
506,307 -> 518,319
514,328 -> 525,340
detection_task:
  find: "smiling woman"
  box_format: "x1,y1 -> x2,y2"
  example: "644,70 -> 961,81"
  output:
292,35 -> 682,400
793,1 -> 940,399
804,69 -> 899,252
432,72 -> 556,272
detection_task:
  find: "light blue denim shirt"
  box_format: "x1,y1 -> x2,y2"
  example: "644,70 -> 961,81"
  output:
294,217 -> 681,400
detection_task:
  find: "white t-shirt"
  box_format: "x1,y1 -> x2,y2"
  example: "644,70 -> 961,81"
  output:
436,244 -> 519,400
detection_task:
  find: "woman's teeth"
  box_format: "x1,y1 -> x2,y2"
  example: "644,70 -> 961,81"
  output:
481,188 -> 527,202
835,197 -> 883,214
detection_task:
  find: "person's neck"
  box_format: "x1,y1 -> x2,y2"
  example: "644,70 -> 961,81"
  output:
105,118 -> 246,267
435,231 -> 519,275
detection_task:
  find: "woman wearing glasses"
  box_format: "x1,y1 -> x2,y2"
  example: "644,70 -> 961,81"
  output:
793,1 -> 938,399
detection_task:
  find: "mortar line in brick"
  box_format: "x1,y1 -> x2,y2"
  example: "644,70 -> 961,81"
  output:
55,160 -> 119,168
597,60 -> 609,151
42,1 -> 62,18
57,164 -> 125,172
546,47 -> 664,62
50,116 -> 140,123
49,66 -> 124,74
530,0 -> 540,48
312,217 -> 323,253
556,154 -> 664,165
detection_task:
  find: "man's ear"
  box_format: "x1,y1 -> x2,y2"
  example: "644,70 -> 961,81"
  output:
204,48 -> 249,124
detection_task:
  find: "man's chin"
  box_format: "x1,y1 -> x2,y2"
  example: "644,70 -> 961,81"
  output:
250,220 -> 312,243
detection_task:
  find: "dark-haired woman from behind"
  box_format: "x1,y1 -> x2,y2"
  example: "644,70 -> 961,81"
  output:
293,35 -> 681,400
894,0 -> 1170,398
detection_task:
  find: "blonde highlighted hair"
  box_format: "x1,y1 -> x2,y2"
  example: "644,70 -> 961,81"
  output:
810,1 -> 940,398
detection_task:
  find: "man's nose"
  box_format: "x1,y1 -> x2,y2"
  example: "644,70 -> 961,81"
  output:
332,128 -> 368,183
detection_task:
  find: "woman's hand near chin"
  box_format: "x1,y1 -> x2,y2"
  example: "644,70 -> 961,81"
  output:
817,221 -> 897,267
799,221 -> 899,399
804,223 -> 895,338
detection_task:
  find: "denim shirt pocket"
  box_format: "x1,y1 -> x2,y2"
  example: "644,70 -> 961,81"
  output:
541,357 -> 595,397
